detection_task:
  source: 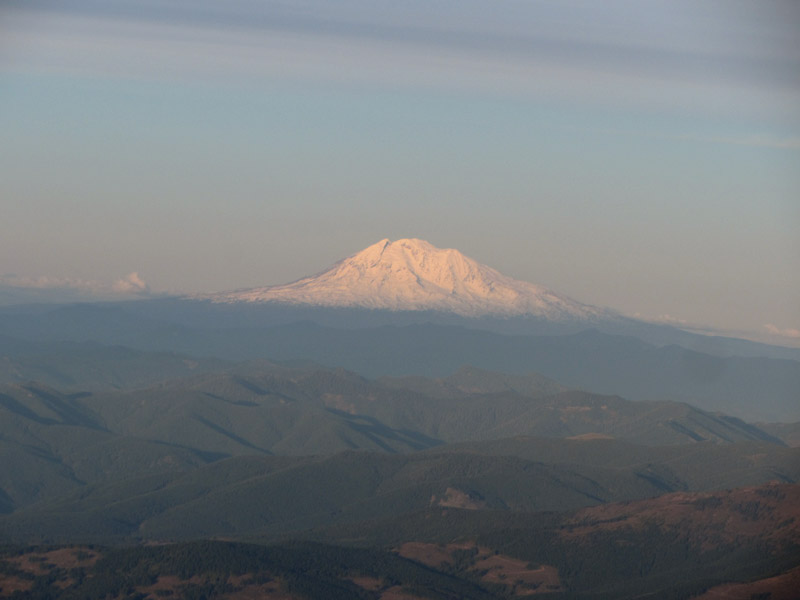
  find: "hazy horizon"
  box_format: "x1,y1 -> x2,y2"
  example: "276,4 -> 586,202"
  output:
2,0 -> 798,346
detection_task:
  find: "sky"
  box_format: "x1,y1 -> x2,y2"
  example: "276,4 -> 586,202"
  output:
1,0 -> 798,345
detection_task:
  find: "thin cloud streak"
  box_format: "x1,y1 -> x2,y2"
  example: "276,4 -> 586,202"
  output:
3,1 -> 799,121
765,324 -> 800,339
630,313 -> 800,349
598,127 -> 800,150
672,133 -> 800,150
0,272 -> 151,298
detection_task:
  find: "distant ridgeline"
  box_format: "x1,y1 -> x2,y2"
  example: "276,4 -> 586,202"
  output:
0,362 -> 797,537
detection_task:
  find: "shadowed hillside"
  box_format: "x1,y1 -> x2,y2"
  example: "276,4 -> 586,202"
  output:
2,483 -> 798,599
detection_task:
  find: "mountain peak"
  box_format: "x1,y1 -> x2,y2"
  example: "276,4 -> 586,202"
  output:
205,238 -> 614,321
341,237 -> 491,294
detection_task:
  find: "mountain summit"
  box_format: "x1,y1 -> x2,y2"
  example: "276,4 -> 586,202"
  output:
206,238 -> 614,320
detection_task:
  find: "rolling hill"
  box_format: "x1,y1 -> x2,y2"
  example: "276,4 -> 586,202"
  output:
3,482 -> 798,599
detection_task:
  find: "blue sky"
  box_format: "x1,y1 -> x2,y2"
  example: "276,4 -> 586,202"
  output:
1,0 -> 798,344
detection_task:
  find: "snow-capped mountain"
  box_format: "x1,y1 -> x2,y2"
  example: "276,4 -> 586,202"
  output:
205,238 -> 616,322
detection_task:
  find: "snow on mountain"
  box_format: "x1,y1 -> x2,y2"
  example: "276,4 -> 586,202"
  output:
204,238 -> 616,321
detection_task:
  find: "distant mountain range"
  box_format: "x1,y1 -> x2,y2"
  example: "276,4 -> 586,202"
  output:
0,311 -> 798,422
1,362 -> 795,519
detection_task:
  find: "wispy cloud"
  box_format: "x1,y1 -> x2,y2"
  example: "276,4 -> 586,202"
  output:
112,272 -> 150,295
0,272 -> 151,298
671,133 -> 800,150
2,0 -> 798,120
635,313 -> 691,326
764,324 -> 800,339
631,313 -> 800,348
594,126 -> 800,151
